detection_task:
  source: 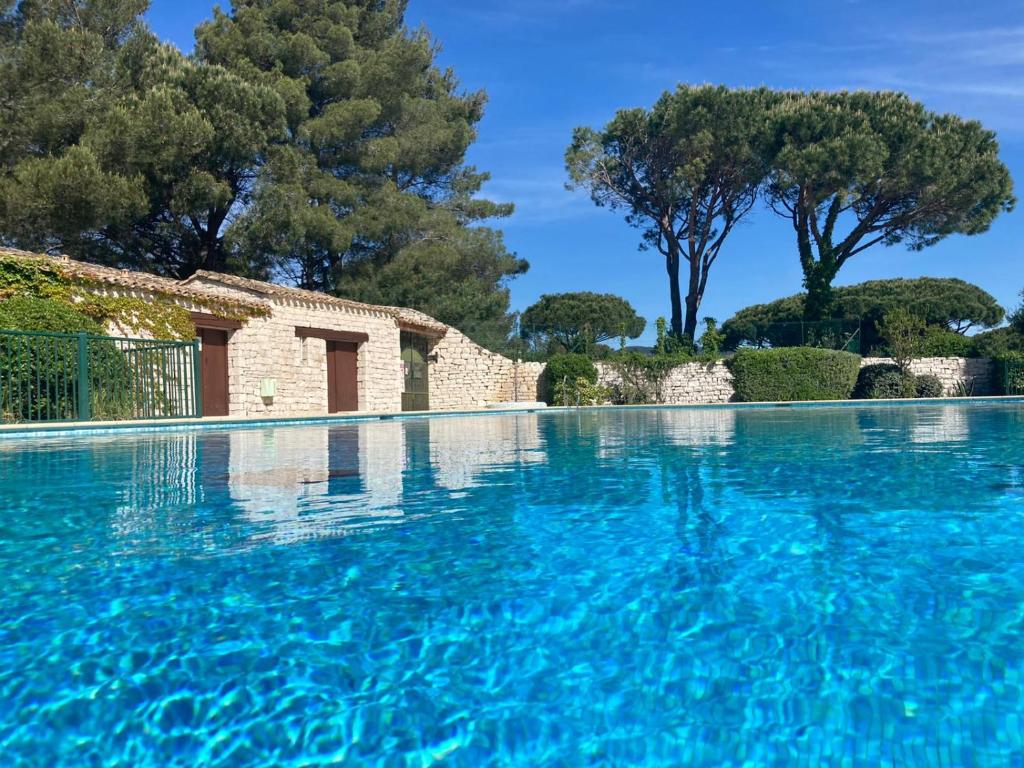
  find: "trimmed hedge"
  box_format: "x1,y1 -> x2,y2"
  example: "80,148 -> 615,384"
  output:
855,363 -> 916,399
726,347 -> 862,402
544,353 -> 597,404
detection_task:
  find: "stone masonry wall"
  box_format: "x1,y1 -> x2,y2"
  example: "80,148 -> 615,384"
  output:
864,357 -> 996,396
596,361 -> 735,405
429,327 -> 546,409
185,277 -> 404,416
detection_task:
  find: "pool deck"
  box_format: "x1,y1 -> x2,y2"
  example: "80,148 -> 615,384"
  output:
1,395 -> 1023,439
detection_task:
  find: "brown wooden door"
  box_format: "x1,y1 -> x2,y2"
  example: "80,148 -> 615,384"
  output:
199,328 -> 229,417
327,341 -> 359,413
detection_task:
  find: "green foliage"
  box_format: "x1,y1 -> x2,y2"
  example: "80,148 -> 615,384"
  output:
0,296 -> 133,421
723,278 -> 1004,351
199,0 -> 524,338
921,327 -> 974,358
697,317 -> 724,360
854,363 -> 916,399
0,295 -> 101,333
766,91 -> 1015,319
877,309 -> 926,372
972,327 -> 1024,358
993,353 -> 1024,395
567,85 -> 777,339
0,3 -> 286,275
606,350 -> 695,405
915,374 -> 944,398
552,376 -> 609,407
544,353 -> 597,403
727,347 -> 862,402
520,292 -> 645,354
0,0 -> 526,342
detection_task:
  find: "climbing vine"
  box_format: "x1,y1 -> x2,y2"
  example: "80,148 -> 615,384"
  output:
0,252 -> 267,340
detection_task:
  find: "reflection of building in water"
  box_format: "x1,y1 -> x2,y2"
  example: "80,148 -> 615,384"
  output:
909,406 -> 969,444
657,408 -> 737,447
227,421 -> 406,544
428,414 -> 543,491
110,434 -> 202,540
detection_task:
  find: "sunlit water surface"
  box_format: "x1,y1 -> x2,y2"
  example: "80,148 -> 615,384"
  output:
3,405 -> 1024,766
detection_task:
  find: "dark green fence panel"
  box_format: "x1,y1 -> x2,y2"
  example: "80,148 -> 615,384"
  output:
0,330 -> 202,423
1003,358 -> 1024,396
736,319 -> 864,354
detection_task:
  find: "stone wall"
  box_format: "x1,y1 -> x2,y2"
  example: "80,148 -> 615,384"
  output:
428,327 -> 546,409
186,276 -> 405,416
863,357 -> 996,396
595,361 -> 735,405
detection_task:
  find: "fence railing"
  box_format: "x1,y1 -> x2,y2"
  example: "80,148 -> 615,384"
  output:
1003,358 -> 1024,396
728,319 -> 864,354
0,330 -> 202,423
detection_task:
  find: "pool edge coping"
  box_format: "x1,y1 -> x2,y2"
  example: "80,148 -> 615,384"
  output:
1,395 -> 1023,439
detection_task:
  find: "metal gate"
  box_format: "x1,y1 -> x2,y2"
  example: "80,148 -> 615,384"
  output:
400,331 -> 430,412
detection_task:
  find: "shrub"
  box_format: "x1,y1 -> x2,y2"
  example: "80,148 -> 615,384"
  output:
0,295 -> 103,334
544,353 -> 597,404
994,352 -> 1024,395
877,309 -> 925,372
607,350 -> 695,404
0,296 -> 132,421
914,374 -> 944,398
921,327 -> 975,357
726,347 -> 862,402
552,376 -> 608,406
854,363 -> 917,399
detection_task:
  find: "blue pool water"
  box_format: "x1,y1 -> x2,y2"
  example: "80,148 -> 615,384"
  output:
3,404 -> 1024,766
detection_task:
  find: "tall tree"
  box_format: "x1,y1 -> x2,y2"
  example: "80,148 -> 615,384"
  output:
567,85 -> 777,340
520,291 -> 646,354
0,0 -> 286,277
766,91 -> 1015,320
197,0 -> 526,343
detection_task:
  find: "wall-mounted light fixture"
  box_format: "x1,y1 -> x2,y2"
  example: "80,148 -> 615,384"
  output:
428,352 -> 441,363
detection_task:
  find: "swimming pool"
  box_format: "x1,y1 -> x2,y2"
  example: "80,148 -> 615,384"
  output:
2,403 -> 1024,766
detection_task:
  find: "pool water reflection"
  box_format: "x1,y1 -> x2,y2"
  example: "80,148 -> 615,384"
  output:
2,405 -> 1024,765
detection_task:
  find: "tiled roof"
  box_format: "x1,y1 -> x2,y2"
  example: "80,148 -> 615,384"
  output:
0,249 -> 268,310
1,249 -> 450,333
186,271 -> 449,333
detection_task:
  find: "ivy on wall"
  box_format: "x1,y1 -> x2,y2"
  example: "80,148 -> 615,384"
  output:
0,253 -> 266,340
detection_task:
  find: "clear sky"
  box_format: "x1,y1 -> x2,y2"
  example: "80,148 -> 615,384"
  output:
147,1 -> 1024,344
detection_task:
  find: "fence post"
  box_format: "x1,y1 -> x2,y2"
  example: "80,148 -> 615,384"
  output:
76,332 -> 91,421
192,338 -> 204,418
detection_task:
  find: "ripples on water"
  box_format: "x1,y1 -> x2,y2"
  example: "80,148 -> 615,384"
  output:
2,405 -> 1024,766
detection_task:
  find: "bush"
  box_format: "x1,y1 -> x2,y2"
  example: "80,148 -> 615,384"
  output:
921,327 -> 975,357
552,376 -> 608,406
0,295 -> 103,334
0,296 -> 132,421
544,353 -> 597,404
854,363 -> 917,399
877,309 -> 925,372
994,352 -> 1024,395
726,347 -> 862,402
606,350 -> 695,404
914,374 -> 944,398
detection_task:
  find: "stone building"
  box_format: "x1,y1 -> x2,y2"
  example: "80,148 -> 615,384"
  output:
3,252 -> 545,417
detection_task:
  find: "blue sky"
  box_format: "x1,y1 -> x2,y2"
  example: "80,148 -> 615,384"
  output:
147,1 -> 1024,344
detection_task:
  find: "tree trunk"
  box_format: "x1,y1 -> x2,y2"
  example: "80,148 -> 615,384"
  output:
683,257 -> 702,341
666,250 -> 683,338
802,262 -> 836,321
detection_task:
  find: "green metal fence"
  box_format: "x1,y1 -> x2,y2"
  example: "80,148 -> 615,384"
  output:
732,319 -> 864,354
1002,358 -> 1024,396
0,330 -> 202,423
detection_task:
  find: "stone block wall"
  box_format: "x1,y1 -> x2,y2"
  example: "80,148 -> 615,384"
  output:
863,357 -> 996,396
428,328 -> 545,409
595,361 -> 735,405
